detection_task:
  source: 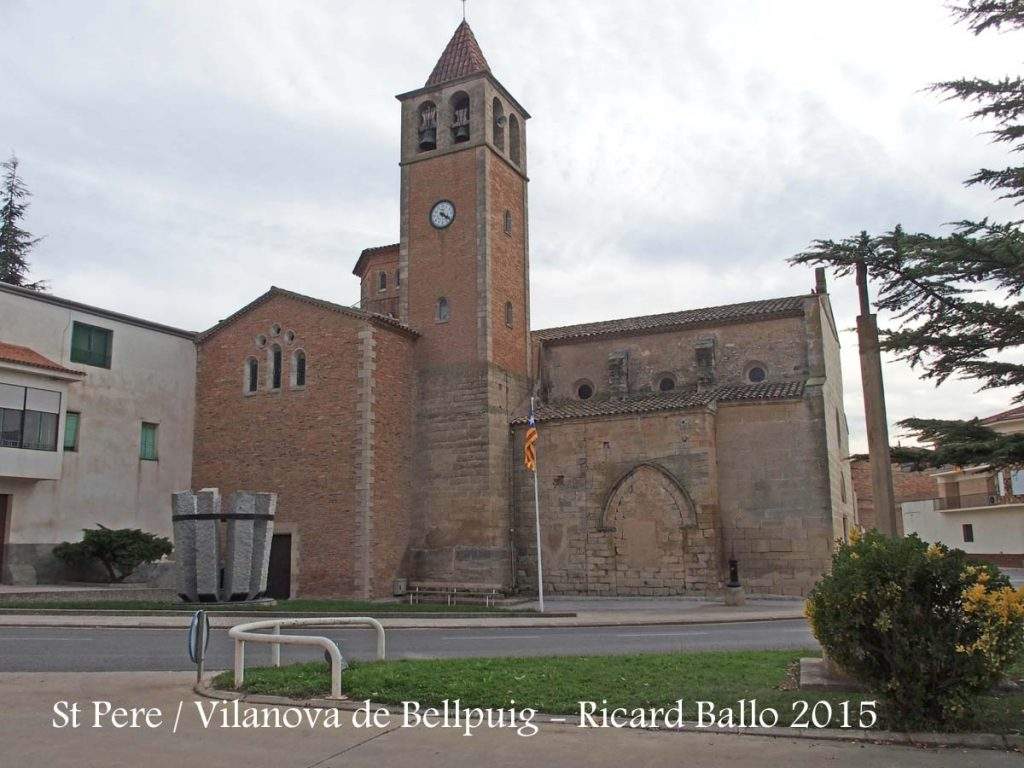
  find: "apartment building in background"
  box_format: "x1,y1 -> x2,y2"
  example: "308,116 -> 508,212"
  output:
0,281 -> 196,584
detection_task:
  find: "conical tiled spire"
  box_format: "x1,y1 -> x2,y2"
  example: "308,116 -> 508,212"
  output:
426,21 -> 491,87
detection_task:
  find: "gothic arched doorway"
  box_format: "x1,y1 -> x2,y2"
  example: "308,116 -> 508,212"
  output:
602,464 -> 697,594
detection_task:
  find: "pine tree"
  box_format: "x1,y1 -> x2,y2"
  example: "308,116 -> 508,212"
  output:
0,153 -> 45,290
790,1 -> 1024,468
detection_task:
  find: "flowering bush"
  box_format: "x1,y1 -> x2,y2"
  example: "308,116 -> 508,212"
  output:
806,529 -> 1024,729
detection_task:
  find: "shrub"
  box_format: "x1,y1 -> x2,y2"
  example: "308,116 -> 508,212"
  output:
806,529 -> 1024,730
52,524 -> 173,582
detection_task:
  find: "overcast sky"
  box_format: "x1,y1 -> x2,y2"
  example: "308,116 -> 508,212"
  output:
2,0 -> 1022,452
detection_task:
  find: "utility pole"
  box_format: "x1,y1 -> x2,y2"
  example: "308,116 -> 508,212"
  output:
855,259 -> 899,536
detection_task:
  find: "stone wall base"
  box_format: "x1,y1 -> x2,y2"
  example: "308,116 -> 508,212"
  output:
1,543 -> 175,587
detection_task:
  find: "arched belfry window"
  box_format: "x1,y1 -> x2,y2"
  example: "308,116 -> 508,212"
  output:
508,114 -> 521,165
492,98 -> 505,150
269,344 -> 282,390
417,101 -> 437,151
292,349 -> 307,388
437,297 -> 450,323
450,92 -> 470,143
245,357 -> 258,394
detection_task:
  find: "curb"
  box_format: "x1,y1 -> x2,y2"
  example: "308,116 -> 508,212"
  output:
0,608 -> 562,619
192,681 -> 1022,752
0,612 -> 806,630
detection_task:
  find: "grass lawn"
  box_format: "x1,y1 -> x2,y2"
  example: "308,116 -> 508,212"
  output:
213,650 -> 1024,734
0,599 -> 514,614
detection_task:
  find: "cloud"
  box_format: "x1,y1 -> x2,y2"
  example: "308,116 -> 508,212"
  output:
2,0 -> 1021,450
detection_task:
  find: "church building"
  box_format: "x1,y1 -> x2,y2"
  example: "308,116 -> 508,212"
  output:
192,21 -> 855,599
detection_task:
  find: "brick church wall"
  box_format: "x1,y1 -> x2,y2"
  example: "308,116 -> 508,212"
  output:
488,153 -> 528,376
405,149 -> 481,365
512,409 -> 721,595
192,293 -> 415,597
357,247 -> 400,317
365,326 -> 416,596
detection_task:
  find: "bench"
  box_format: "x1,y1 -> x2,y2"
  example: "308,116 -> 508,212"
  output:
404,581 -> 506,607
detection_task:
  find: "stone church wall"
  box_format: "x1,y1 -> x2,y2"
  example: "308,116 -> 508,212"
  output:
511,409 -> 721,595
806,293 -> 857,542
409,362 -> 530,586
539,314 -> 809,403
715,396 -> 835,596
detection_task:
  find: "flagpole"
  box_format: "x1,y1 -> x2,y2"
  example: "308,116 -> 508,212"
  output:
531,397 -> 545,613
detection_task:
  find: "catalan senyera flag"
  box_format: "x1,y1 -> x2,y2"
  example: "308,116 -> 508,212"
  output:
524,406 -> 538,472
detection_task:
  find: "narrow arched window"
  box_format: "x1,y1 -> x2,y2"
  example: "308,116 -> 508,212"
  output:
503,209 -> 513,235
508,114 -> 521,165
417,100 -> 437,151
505,301 -> 514,328
395,268 -> 401,287
269,344 -> 282,390
492,98 -> 505,150
450,92 -> 470,143
245,357 -> 258,394
378,271 -> 387,291
437,297 -> 450,322
292,350 -> 306,388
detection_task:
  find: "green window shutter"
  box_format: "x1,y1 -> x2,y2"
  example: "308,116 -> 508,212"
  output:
70,322 -> 113,368
63,412 -> 80,451
140,422 -> 158,460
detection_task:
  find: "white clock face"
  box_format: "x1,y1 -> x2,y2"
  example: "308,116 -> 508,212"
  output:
430,200 -> 455,229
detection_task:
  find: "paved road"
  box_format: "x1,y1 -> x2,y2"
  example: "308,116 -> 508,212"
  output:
0,619 -> 817,672
2,671 -> 1016,767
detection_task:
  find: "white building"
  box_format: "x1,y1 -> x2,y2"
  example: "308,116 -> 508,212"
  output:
0,281 -> 196,584
901,405 -> 1024,568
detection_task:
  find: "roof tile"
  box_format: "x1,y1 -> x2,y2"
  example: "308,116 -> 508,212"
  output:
982,404 -> 1024,424
0,341 -> 84,376
352,243 -> 399,277
197,286 -> 418,343
426,21 -> 491,87
512,380 -> 806,424
533,295 -> 808,344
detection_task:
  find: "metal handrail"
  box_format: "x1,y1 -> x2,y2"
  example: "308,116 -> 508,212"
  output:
227,616 -> 386,699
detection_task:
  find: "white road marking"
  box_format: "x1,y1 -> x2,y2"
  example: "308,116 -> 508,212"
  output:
443,634 -> 543,641
615,631 -> 712,638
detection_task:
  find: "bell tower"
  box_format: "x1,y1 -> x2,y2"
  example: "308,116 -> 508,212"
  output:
396,21 -> 532,587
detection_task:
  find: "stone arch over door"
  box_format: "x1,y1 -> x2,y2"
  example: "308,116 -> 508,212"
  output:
601,463 -> 698,594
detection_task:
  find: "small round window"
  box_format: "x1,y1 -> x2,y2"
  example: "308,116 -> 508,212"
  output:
284,330 -> 296,343
747,366 -> 767,383
255,334 -> 267,348
659,376 -> 675,392
576,382 -> 594,400
270,324 -> 281,337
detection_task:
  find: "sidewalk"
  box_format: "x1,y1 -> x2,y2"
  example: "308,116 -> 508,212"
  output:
0,596 -> 806,629
1,671 -> 1016,767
